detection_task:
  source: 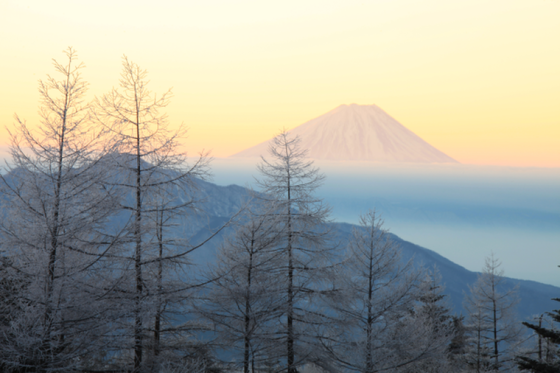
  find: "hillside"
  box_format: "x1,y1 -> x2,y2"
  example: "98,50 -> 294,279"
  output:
185,178 -> 557,320
1,167 -> 554,320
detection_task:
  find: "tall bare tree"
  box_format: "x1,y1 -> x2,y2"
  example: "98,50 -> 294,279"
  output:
93,57 -> 211,372
255,131 -> 333,373
0,48 -> 118,372
464,254 -> 521,372
199,204 -> 286,373
321,211 -> 446,373
397,267 -> 457,373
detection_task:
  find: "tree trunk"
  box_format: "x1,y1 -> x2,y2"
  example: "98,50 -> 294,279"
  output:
286,165 -> 296,373
153,207 -> 164,364
365,227 -> 375,373
493,292 -> 498,370
287,245 -> 295,373
42,68 -> 71,372
134,104 -> 143,373
244,240 -> 254,373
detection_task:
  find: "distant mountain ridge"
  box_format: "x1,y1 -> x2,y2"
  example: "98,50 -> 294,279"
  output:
183,179 -> 557,321
2,168 -> 554,320
232,104 -> 457,163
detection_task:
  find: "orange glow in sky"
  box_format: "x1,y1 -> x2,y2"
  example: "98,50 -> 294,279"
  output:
1,0 -> 559,167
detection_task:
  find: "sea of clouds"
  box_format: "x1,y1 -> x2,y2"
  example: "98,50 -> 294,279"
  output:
211,158 -> 560,287
2,146 -> 558,287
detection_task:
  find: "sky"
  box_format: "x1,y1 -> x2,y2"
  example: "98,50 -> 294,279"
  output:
0,0 -> 559,288
1,0 -> 559,167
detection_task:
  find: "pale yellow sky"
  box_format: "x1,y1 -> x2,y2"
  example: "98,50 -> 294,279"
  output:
1,0 -> 559,167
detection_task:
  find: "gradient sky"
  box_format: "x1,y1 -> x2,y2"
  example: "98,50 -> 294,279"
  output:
1,0 -> 559,167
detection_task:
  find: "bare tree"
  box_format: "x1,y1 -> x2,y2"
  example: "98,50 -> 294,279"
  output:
93,56 -> 211,372
397,267 -> 457,373
0,48 -> 119,372
321,210 -> 445,373
199,204 -> 286,373
255,131 -> 333,373
464,254 -> 521,372
142,188 -> 199,372
464,297 -> 494,372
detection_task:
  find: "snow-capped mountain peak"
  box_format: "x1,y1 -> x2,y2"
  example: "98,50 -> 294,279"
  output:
231,104 -> 457,163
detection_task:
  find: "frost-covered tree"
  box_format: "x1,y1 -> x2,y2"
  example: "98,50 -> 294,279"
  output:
448,315 -> 470,371
255,131 -> 333,373
464,297 -> 494,372
141,187 -> 206,372
464,254 -> 521,372
398,268 -> 457,373
200,205 -> 285,373
321,210 -> 444,373
0,48 -> 119,372
93,56 -> 211,372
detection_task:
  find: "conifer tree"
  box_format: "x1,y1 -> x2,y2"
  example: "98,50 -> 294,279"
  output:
322,211 -> 445,373
464,254 -> 521,372
398,268 -> 457,373
93,56 -> 210,372
0,48 -> 118,372
517,299 -> 560,372
200,205 -> 285,373
255,130 -> 333,373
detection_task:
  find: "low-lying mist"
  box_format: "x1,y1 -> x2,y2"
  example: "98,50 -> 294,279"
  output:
2,147 -> 558,287
211,158 -> 560,287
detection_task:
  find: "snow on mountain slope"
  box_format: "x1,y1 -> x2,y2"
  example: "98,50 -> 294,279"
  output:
232,104 -> 457,163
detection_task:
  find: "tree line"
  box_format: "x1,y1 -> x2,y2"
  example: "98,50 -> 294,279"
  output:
0,48 -> 557,373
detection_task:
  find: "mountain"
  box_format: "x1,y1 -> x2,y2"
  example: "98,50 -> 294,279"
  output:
1,168 -> 555,320
231,104 -> 457,163
186,180 -> 557,320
